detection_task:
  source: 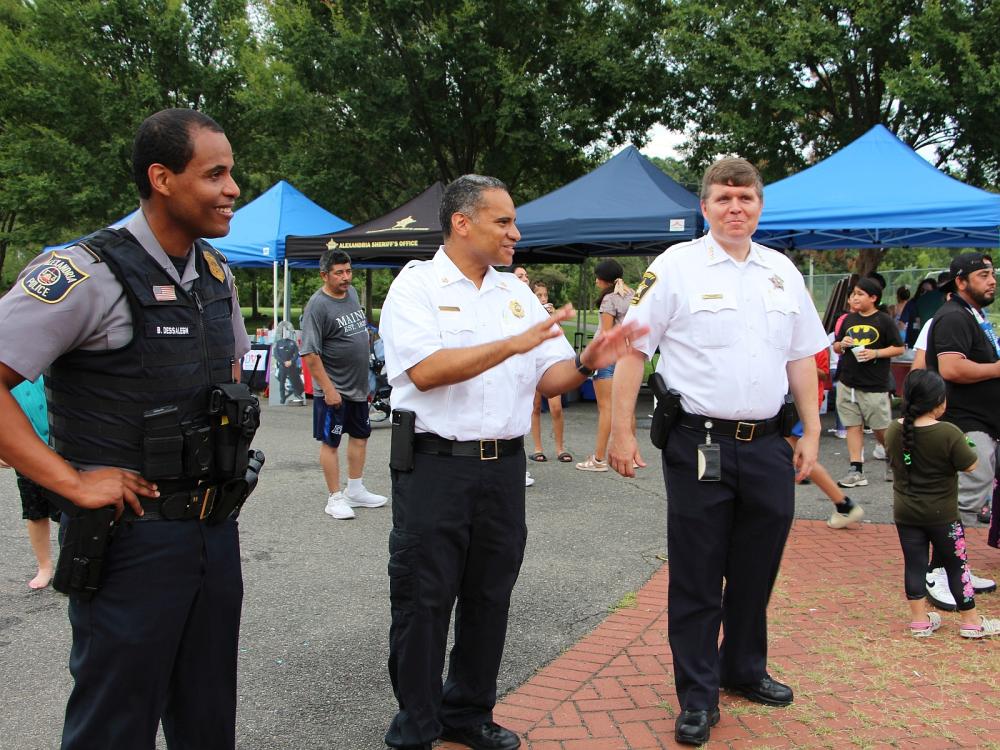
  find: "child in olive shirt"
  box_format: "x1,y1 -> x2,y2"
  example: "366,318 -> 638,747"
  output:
887,370 -> 1000,638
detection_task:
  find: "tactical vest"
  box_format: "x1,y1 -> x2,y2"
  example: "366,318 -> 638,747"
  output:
46,228 -> 236,476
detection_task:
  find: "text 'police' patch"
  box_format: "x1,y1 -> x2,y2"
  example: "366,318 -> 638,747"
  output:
146,323 -> 194,337
21,252 -> 90,303
631,271 -> 657,306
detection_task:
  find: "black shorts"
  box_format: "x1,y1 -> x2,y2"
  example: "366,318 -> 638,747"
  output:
313,398 -> 371,448
17,470 -> 61,522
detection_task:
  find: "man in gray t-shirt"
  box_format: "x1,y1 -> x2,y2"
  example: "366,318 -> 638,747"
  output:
300,250 -> 387,520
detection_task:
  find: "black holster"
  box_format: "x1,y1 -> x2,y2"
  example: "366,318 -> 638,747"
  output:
208,383 -> 261,482
52,505 -> 117,601
649,373 -> 682,450
205,449 -> 265,525
779,394 -> 799,437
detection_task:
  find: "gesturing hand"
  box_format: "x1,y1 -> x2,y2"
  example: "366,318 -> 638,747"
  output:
510,304 -> 576,354
580,320 -> 651,370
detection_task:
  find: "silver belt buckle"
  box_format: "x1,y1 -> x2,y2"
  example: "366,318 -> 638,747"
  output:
735,422 -> 756,441
479,439 -> 499,460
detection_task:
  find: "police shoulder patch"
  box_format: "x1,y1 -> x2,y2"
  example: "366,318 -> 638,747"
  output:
631,271 -> 657,306
21,252 -> 90,304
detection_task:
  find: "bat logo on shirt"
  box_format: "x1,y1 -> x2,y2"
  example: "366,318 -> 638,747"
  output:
845,323 -> 880,346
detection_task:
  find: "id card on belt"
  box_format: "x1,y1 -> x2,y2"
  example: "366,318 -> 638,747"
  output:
697,442 -> 721,481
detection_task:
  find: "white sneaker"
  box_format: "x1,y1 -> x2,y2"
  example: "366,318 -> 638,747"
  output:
343,486 -> 388,508
872,443 -> 886,460
959,615 -> 1000,639
926,568 -> 957,611
836,470 -> 868,488
324,492 -> 355,520
827,502 -> 865,529
525,471 -> 535,487
970,571 -> 997,594
575,455 -> 609,472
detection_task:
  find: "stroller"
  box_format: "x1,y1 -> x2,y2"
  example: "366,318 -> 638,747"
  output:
368,330 -> 391,422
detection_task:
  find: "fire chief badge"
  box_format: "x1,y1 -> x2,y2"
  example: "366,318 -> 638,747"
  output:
21,252 -> 90,303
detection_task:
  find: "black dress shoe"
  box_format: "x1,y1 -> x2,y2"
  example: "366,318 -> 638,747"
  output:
674,708 -> 720,746
724,674 -> 793,706
440,721 -> 521,750
395,745 -> 431,750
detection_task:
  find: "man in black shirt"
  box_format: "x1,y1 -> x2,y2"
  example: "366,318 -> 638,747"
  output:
927,253 -> 1000,525
831,278 -> 904,487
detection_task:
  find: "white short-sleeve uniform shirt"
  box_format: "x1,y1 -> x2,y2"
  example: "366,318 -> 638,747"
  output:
380,248 -> 573,441
625,234 -> 828,421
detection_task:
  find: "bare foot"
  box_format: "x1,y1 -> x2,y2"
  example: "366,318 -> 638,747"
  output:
28,567 -> 53,590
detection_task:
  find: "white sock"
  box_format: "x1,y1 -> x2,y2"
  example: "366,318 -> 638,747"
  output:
347,477 -> 364,494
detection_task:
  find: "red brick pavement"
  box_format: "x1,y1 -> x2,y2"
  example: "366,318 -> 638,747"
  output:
439,520 -> 1000,750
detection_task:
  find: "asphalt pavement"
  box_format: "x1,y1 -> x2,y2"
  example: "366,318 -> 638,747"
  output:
0,397 -> 904,749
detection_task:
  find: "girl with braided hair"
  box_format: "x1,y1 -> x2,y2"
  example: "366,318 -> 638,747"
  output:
886,369 -> 1000,638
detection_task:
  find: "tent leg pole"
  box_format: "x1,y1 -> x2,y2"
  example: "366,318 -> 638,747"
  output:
283,259 -> 291,324
577,261 -> 585,351
272,262 -> 278,333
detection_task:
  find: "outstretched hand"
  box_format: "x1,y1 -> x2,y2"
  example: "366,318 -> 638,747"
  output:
580,320 -> 650,370
511,304 -> 576,354
72,468 -> 158,518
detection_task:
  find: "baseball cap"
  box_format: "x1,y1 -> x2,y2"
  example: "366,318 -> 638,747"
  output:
938,252 -> 993,292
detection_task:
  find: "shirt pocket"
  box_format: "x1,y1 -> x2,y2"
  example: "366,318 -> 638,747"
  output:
436,310 -> 475,348
763,291 -> 800,349
688,293 -> 739,348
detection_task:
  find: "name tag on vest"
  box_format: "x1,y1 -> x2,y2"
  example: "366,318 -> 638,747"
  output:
147,323 -> 194,337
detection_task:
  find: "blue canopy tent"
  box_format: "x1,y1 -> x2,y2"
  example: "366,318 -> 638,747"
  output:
207,179 -> 350,267
754,125 -> 1000,249
513,145 -> 703,263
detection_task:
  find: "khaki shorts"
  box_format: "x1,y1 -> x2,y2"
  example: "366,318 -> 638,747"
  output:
835,385 -> 891,430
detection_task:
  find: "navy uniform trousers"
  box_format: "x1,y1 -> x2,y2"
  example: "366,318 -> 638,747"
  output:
61,517 -> 242,750
662,423 -> 794,712
385,450 -> 527,748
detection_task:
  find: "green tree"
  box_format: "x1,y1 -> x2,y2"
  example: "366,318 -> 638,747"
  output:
261,0 -> 672,219
0,0 -> 254,285
659,0 -> 1000,187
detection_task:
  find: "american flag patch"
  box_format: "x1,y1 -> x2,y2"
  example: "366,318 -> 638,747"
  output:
152,285 -> 177,301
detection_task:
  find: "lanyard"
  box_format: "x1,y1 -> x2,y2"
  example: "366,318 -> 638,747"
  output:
955,296 -> 1000,357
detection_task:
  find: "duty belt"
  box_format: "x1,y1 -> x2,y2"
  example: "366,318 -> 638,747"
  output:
125,484 -> 221,521
414,434 -> 524,460
677,412 -> 780,442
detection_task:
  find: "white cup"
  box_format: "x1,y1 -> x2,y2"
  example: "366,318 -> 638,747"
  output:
852,345 -> 866,360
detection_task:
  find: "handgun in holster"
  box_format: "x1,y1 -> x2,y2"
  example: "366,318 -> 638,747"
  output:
778,394 -> 799,437
649,373 -> 682,450
52,505 -> 117,601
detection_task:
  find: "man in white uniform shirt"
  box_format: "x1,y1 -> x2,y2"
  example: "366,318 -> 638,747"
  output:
379,175 -> 645,750
609,158 -> 828,746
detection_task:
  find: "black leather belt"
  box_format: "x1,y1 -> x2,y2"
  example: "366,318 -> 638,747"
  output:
414,434 -> 523,460
677,412 -> 780,442
124,484 -> 219,522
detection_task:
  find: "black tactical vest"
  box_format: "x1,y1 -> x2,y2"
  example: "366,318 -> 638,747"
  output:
46,228 -> 236,474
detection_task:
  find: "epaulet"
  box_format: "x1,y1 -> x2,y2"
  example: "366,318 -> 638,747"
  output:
73,227 -> 127,263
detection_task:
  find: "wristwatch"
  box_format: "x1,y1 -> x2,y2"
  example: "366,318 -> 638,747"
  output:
575,352 -> 595,377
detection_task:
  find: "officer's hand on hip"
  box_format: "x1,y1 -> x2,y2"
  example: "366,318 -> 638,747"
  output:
581,320 -> 650,370
608,431 -> 639,478
73,468 -> 158,518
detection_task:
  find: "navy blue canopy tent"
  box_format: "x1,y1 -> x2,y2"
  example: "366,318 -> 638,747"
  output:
207,180 -> 350,267
513,145 -> 703,263
754,125 -> 1000,249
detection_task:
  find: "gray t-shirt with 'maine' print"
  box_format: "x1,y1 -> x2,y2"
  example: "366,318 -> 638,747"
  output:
300,286 -> 369,400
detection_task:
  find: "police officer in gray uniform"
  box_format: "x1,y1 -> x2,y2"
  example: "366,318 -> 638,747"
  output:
0,109 -> 252,749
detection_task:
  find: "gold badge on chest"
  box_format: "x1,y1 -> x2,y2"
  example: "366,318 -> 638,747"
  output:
509,299 -> 525,318
203,250 -> 226,283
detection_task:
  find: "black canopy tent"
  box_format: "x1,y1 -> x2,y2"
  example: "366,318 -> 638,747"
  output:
285,182 -> 445,265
